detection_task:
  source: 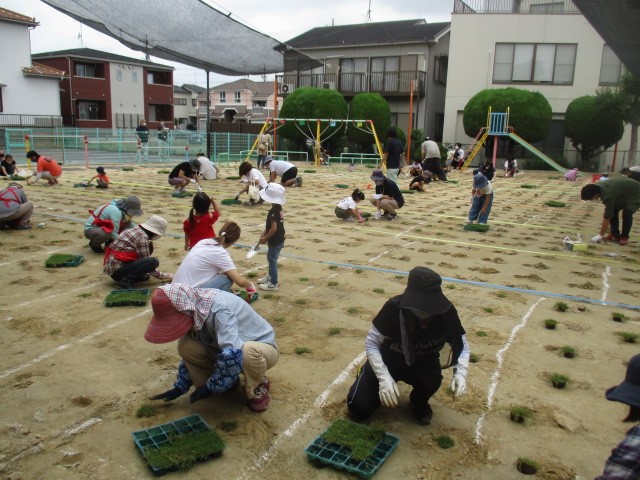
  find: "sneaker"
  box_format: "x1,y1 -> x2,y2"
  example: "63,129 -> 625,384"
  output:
605,233 -> 620,243
295,176 -> 303,187
374,211 -> 382,220
90,244 -> 104,254
171,190 -> 182,198
257,275 -> 270,285
386,213 -> 397,221
248,383 -> 270,413
343,217 -> 355,222
464,219 -> 472,225
410,401 -> 433,425
619,236 -> 629,246
259,282 -> 279,291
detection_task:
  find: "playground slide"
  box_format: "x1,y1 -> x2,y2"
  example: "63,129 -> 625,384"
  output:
508,132 -> 568,173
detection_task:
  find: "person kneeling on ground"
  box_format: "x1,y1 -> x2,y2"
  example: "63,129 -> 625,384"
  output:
195,152 -> 219,180
369,169 -> 404,220
84,196 -> 143,253
346,266 -> 470,425
335,188 -> 366,222
87,166 -> 110,188
467,172 -> 494,225
26,150 -> 62,186
264,157 -> 302,187
235,161 -> 268,204
595,353 -> 640,479
103,215 -> 173,289
581,177 -> 640,246
146,283 -> 278,412
168,158 -> 201,197
409,169 -> 433,192
0,152 -> 18,177
0,182 -> 34,230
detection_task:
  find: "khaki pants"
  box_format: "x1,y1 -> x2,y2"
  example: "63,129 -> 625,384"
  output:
0,202 -> 34,226
177,334 -> 278,399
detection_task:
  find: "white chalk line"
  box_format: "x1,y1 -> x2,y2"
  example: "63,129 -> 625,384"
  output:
600,265 -> 611,304
236,351 -> 366,480
0,309 -> 151,380
474,297 -> 545,444
1,282 -> 101,311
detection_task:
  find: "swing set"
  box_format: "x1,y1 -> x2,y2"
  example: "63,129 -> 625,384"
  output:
245,118 -> 385,168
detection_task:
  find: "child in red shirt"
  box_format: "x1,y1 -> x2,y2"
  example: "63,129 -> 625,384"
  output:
88,166 -> 110,188
183,191 -> 221,250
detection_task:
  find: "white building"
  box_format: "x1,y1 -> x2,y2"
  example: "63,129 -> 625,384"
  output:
444,0 -> 631,169
0,6 -> 65,127
174,84 -> 204,129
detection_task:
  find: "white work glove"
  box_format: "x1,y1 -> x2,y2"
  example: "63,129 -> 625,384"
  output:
590,234 -> 603,243
190,178 -> 196,184
368,351 -> 399,407
450,357 -> 469,397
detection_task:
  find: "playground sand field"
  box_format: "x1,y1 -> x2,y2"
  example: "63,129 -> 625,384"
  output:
0,164 -> 639,480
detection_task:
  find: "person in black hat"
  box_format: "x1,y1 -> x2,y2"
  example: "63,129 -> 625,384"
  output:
168,158 -> 201,197
346,266 -> 470,425
369,169 -> 404,220
596,353 -> 640,479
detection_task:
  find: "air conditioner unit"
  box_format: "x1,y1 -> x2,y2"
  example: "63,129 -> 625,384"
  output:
280,83 -> 294,94
322,81 -> 336,90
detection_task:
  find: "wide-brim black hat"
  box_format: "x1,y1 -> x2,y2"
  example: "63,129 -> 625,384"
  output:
399,266 -> 451,314
605,354 -> 640,408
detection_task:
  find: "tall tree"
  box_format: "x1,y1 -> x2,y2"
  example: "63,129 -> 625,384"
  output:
597,72 -> 640,166
565,95 -> 625,169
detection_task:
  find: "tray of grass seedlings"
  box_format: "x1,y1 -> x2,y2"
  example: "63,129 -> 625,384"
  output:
105,289 -> 151,307
463,223 -> 490,232
44,254 -> 84,268
305,419 -> 399,479
131,414 -> 224,476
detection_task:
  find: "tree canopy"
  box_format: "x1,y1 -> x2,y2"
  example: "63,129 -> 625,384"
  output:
277,87 -> 348,146
463,88 -> 552,142
565,95 -> 625,169
346,93 -> 391,149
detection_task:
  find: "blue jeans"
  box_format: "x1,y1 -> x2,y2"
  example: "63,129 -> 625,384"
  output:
468,194 -> 493,224
200,273 -> 232,291
267,242 -> 284,285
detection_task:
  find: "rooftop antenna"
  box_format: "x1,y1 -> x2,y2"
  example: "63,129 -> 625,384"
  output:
365,0 -> 372,23
77,23 -> 84,47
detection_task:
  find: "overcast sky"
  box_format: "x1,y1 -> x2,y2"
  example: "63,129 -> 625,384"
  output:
3,0 -> 453,87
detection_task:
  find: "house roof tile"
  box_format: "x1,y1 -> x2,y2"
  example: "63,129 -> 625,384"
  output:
33,48 -> 173,70
0,7 -> 39,27
286,19 -> 450,48
22,62 -> 67,78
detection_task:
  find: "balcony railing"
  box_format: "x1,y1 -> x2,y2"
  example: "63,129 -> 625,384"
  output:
453,0 -> 580,14
0,114 -> 63,128
276,71 -> 426,97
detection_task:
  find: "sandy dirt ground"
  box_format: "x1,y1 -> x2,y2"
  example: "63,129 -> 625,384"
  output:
0,162 -> 639,480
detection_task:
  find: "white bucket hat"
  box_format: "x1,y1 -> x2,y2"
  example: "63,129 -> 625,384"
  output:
259,183 -> 286,205
140,215 -> 167,236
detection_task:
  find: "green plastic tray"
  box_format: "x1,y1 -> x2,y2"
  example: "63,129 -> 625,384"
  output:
131,414 -> 222,476
335,184 -> 350,189
105,289 -> 150,307
464,223 -> 490,232
304,169 -> 317,173
235,291 -> 259,304
305,424 -> 399,478
520,184 -> 537,189
545,201 -> 566,207
221,198 -> 241,205
44,254 -> 84,268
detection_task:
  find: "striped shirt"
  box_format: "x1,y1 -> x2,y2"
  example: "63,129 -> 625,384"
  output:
596,425 -> 640,480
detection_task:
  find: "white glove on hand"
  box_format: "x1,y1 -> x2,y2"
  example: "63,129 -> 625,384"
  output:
591,234 -> 603,243
368,351 -> 399,407
450,357 -> 469,398
190,178 -> 196,184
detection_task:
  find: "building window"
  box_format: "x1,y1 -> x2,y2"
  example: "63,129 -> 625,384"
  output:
78,101 -> 100,120
76,63 -> 95,78
234,91 -> 241,103
370,56 -> 400,92
493,43 -> 576,85
341,58 -> 368,92
599,45 -> 625,85
132,71 -> 138,82
529,2 -> 564,13
116,69 -> 122,81
434,55 -> 448,84
219,91 -> 226,103
174,98 -> 188,106
192,99 -> 197,106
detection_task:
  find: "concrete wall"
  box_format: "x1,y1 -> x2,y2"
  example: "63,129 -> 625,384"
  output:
0,21 -> 61,116
110,63 -> 144,127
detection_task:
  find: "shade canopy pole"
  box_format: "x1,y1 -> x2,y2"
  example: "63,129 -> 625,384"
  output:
206,70 -> 211,158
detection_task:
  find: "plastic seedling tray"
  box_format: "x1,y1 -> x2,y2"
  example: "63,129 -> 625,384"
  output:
235,290 -> 259,304
400,190 -> 416,194
335,184 -> 349,189
520,184 -> 537,189
545,201 -> 566,208
305,419 -> 399,479
361,212 -> 372,218
225,176 -> 240,180
122,167 -> 135,171
45,254 -> 84,268
131,414 -> 224,476
221,198 -> 241,205
304,169 -> 317,173
105,289 -> 150,307
447,179 -> 459,184
464,223 -> 490,232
